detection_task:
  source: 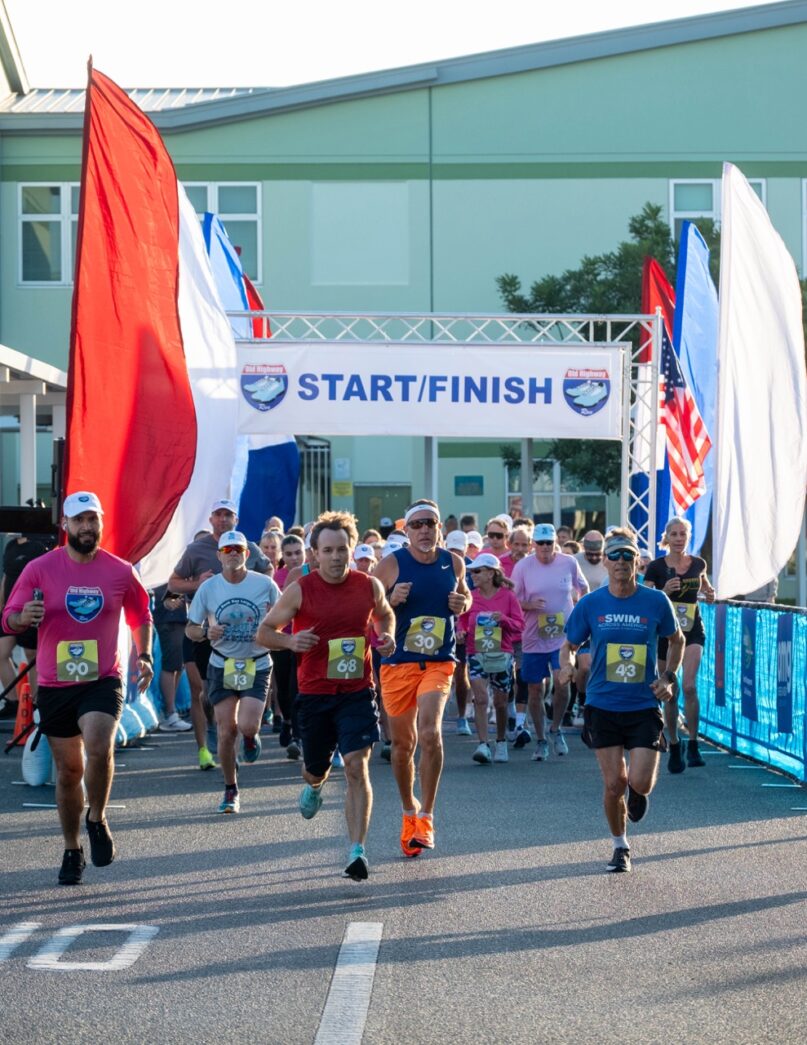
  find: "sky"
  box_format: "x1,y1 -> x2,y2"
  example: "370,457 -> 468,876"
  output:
4,0 -> 786,89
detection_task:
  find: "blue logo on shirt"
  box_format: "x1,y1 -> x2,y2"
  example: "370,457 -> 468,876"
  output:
65,587 -> 104,623
68,643 -> 85,657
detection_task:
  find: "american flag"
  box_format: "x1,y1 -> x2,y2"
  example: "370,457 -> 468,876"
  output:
660,326 -> 712,512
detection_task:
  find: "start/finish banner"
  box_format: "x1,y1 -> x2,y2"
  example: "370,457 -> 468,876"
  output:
236,341 -> 626,439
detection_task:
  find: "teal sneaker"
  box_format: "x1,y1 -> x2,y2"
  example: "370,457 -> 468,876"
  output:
299,783 -> 323,820
344,843 -> 369,881
242,734 -> 261,764
218,785 -> 239,814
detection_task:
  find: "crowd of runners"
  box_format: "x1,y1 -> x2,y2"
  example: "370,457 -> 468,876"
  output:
1,492 -> 717,884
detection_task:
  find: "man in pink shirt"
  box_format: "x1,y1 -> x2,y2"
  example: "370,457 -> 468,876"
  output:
512,523 -> 588,761
2,492 -> 153,886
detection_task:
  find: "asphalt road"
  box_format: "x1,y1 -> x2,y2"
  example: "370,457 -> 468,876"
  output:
1,714 -> 805,1044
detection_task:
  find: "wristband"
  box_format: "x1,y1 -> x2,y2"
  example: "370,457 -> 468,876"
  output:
137,652 -> 153,665
663,669 -> 679,689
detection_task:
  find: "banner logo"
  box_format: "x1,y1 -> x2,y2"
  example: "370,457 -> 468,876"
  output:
241,363 -> 288,412
562,368 -> 611,416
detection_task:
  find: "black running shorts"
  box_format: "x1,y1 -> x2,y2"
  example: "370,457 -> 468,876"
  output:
581,704 -> 667,752
296,688 -> 380,777
36,676 -> 124,738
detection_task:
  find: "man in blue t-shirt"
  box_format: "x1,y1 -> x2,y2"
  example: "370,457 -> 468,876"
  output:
558,527 -> 684,874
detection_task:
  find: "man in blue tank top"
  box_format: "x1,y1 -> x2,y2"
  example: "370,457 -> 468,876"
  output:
374,499 -> 472,858
558,527 -> 684,874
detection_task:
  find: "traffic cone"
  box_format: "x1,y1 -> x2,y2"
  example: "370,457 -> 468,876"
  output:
12,673 -> 34,747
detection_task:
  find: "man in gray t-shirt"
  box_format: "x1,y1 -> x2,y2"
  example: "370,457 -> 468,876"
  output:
186,530 -> 280,815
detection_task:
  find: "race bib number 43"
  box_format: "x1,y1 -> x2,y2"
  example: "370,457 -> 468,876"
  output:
403,616 -> 446,656
327,637 -> 366,680
56,640 -> 99,683
606,643 -> 646,684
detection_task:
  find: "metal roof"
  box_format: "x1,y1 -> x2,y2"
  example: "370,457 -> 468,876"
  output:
1,1 -> 806,133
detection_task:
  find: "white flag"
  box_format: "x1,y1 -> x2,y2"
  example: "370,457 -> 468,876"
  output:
714,163 -> 807,599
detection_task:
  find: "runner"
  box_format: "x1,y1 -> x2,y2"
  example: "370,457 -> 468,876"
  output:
498,523 -> 533,738
186,530 -> 280,813
445,529 -> 473,736
458,553 -> 524,764
257,511 -> 395,881
374,499 -> 472,857
643,516 -> 715,772
1,492 -> 153,885
512,523 -> 588,760
0,531 -> 47,716
571,530 -> 608,721
558,527 -> 684,873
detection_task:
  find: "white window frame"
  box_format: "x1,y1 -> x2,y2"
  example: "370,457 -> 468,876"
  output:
802,180 -> 807,278
669,177 -> 766,238
182,181 -> 262,284
18,182 -> 79,287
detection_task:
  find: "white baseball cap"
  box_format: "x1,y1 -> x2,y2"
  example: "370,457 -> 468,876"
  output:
210,499 -> 238,515
465,530 -> 484,548
63,491 -> 104,518
218,530 -> 248,550
468,552 -> 502,572
445,531 -> 468,552
353,543 -> 375,561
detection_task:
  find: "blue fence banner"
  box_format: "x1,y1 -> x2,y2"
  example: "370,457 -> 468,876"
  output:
698,602 -> 806,782
740,608 -> 758,721
776,613 -> 794,735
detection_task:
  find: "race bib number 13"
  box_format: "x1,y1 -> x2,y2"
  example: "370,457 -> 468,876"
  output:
403,616 -> 446,656
56,640 -> 99,683
223,658 -> 256,691
605,643 -> 646,684
327,637 -> 366,680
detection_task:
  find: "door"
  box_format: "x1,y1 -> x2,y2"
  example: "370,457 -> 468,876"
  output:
353,484 -> 412,531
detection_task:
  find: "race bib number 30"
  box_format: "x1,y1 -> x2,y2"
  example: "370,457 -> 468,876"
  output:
537,612 -> 565,639
327,637 -> 366,680
223,658 -> 256,691
403,616 -> 446,656
674,602 -> 697,633
606,643 -> 647,684
475,622 -> 502,654
56,640 -> 99,683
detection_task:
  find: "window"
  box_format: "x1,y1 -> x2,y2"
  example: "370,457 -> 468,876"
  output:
182,182 -> 261,282
669,178 -> 766,241
19,183 -> 79,284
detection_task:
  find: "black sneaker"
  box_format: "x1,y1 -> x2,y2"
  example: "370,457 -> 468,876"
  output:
0,696 -> 19,720
668,740 -> 686,774
278,721 -> 292,747
606,847 -> 631,873
626,786 -> 649,823
85,812 -> 115,867
687,738 -> 706,767
58,847 -> 86,885
513,728 -> 531,749
286,738 -> 301,760
380,741 -> 392,762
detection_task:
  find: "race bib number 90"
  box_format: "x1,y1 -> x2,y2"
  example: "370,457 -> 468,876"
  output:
674,602 -> 696,633
605,643 -> 646,684
537,612 -> 565,639
403,616 -> 446,656
56,640 -> 99,683
223,658 -> 256,691
327,637 -> 366,680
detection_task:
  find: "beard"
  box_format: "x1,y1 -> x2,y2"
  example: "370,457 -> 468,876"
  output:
67,530 -> 100,554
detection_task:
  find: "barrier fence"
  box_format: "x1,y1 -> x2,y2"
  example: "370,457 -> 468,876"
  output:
698,602 -> 806,783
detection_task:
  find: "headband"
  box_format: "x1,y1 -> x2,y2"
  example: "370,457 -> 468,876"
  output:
404,504 -> 440,525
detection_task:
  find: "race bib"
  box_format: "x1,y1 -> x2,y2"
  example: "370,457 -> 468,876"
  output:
223,658 -> 256,691
606,643 -> 646,684
475,621 -> 502,654
327,637 -> 366,680
674,602 -> 697,634
56,640 -> 99,683
403,616 -> 446,656
537,612 -> 565,639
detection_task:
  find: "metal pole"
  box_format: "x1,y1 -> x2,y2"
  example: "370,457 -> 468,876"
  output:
19,392 -> 37,506
798,503 -> 806,608
424,437 -> 438,502
552,459 -> 561,528
520,439 -> 533,519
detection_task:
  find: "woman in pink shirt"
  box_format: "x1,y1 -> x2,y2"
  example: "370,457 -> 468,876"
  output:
457,553 -> 524,765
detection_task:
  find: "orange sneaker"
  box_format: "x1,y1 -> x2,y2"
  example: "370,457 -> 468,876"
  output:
400,812 -> 422,858
411,813 -> 435,850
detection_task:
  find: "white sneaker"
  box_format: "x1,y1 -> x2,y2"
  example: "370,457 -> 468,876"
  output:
472,742 -> 492,764
456,717 -> 472,736
493,741 -> 509,763
550,730 -> 569,756
159,713 -> 192,732
532,739 -> 550,762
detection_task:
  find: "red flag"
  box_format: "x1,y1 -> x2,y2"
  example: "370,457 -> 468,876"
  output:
243,272 -> 271,339
642,258 -> 711,513
64,66 -> 196,564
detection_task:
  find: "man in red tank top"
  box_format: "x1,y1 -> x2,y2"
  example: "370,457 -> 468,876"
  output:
257,511 -> 395,882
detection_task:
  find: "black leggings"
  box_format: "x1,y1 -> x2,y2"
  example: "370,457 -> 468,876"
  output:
271,649 -> 298,726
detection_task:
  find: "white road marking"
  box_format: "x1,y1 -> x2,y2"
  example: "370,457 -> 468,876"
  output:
315,922 -> 383,1045
0,922 -> 41,962
27,924 -> 159,972
760,783 -> 801,789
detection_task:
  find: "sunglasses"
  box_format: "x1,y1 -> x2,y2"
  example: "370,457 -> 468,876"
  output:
535,540 -> 554,546
486,532 -> 506,539
220,545 -> 246,555
408,518 -> 438,530
606,549 -> 637,562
